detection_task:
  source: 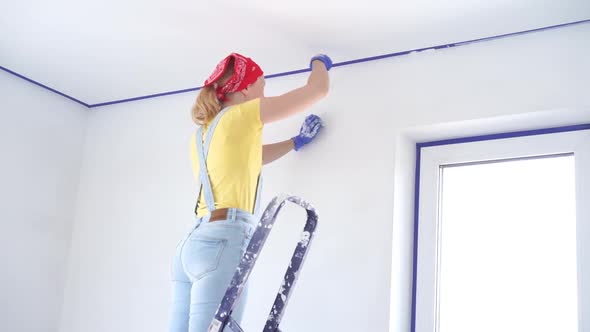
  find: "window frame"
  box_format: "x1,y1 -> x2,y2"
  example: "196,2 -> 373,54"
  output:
411,124 -> 590,332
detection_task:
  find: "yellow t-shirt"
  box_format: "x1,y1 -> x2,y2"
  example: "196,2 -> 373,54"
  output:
190,98 -> 263,217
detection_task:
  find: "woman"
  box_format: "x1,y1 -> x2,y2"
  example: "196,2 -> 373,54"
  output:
169,53 -> 331,332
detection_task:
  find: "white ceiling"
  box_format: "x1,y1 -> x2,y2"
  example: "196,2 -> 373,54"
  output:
1,0 -> 589,105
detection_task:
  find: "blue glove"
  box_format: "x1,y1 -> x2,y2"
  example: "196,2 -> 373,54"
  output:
310,54 -> 333,71
293,115 -> 323,151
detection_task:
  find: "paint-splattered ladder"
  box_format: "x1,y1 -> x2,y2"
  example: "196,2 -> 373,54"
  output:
208,195 -> 319,332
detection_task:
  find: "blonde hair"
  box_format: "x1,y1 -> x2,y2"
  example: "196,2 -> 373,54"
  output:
191,58 -> 235,125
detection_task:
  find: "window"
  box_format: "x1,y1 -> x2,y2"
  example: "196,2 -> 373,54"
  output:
413,128 -> 590,332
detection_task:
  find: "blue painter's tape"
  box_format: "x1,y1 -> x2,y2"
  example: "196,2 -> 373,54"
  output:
1,19 -> 588,108
0,65 -> 89,107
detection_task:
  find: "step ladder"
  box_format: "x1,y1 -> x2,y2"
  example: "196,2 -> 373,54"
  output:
208,194 -> 319,332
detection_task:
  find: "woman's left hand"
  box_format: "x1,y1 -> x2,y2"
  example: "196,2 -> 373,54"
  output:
292,114 -> 323,151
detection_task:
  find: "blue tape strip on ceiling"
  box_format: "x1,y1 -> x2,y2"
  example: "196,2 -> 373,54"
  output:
1,19 -> 589,109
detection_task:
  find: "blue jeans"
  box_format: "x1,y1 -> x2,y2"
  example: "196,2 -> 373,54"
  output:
169,209 -> 257,332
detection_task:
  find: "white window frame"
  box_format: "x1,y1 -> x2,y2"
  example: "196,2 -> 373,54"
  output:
412,126 -> 590,332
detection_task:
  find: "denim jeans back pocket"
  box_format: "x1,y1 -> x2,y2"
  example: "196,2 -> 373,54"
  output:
183,235 -> 227,281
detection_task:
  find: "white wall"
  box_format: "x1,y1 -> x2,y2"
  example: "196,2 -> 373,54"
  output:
59,23 -> 590,332
0,73 -> 88,332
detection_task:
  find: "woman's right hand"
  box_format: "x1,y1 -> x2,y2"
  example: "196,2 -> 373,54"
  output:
259,55 -> 330,124
310,54 -> 333,71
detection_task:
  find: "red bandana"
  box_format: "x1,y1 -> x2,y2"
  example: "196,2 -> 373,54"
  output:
203,53 -> 264,101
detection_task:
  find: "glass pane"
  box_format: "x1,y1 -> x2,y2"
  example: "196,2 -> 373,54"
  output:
438,155 -> 578,332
